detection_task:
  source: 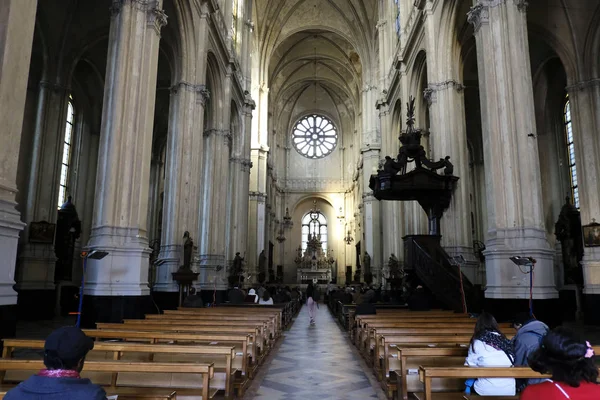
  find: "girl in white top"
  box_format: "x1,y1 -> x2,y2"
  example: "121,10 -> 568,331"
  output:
259,291 -> 274,305
465,312 -> 516,396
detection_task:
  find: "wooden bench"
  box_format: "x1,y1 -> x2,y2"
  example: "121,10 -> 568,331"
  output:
140,315 -> 277,341
376,335 -> 474,396
362,325 -> 514,361
163,310 -> 281,334
82,329 -> 253,384
0,359 -> 215,400
2,339 -> 238,398
97,322 -> 266,364
178,307 -> 284,331
415,366 -> 554,400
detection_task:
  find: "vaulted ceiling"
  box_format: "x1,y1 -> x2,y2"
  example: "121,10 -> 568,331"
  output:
253,0 -> 378,134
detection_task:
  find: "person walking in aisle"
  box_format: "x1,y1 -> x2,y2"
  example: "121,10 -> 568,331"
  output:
306,281 -> 317,325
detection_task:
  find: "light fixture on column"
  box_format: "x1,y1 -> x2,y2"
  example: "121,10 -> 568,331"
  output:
276,227 -> 286,243
510,256 -> 537,317
282,207 -> 293,229
344,230 -> 354,245
75,249 -> 109,328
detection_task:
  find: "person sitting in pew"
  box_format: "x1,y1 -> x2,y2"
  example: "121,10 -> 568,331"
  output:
522,327 -> 600,399
245,288 -> 259,303
228,285 -> 246,304
182,286 -> 204,308
512,311 -> 549,391
4,327 -> 106,400
465,312 -> 516,396
259,290 -> 274,305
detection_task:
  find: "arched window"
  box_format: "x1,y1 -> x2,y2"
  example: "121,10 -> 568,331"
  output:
57,96 -> 75,208
232,0 -> 240,53
394,0 -> 401,39
564,96 -> 579,209
292,114 -> 338,159
301,209 -> 328,253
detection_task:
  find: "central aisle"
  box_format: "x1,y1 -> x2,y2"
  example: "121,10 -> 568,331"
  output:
248,304 -> 381,399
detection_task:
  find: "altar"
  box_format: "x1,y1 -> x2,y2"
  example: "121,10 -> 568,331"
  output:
295,233 -> 333,284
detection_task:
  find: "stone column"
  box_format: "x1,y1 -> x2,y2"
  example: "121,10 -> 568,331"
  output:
566,80 -> 600,322
197,127 -> 231,292
468,0 -> 556,309
154,83 -> 208,297
0,0 -> 37,349
84,0 -> 166,321
247,148 -> 268,283
17,83 -> 69,306
362,84 -> 383,284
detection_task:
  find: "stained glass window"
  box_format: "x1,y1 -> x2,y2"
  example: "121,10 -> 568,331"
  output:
564,96 -> 579,209
292,114 -> 338,159
301,211 -> 327,253
58,97 -> 74,208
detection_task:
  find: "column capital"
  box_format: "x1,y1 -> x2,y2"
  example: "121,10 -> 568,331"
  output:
230,157 -> 253,172
467,1 -> 528,33
566,78 -> 600,93
110,1 -> 168,35
204,129 -> 232,147
424,80 -> 465,105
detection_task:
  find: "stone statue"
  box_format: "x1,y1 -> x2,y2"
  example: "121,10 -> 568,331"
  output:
443,156 -> 454,176
232,252 -> 244,274
383,156 -> 404,176
258,250 -> 267,273
363,252 -> 371,275
555,196 -> 584,285
183,231 -> 194,270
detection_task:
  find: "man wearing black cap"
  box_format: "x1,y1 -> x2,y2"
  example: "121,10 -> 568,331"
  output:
4,326 -> 106,399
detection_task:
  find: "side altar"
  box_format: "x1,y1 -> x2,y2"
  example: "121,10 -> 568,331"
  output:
294,234 -> 334,284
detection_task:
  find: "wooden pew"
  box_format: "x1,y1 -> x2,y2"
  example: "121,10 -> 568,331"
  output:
96,322 -> 265,365
163,309 -> 281,334
416,366 -> 553,400
0,359 -> 215,400
141,315 -> 277,341
2,339 -> 238,398
82,329 -> 252,386
178,306 -> 284,331
362,324 -> 514,361
376,335 -> 473,396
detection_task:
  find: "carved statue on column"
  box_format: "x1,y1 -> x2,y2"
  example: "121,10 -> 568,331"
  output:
363,252 -> 371,275
554,196 -> 584,285
258,250 -> 267,274
180,231 -> 193,271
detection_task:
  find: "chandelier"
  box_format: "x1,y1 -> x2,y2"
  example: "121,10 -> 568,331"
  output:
276,227 -> 286,243
344,230 -> 354,245
282,207 -> 293,229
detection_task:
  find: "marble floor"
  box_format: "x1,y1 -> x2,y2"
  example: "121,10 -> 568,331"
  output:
244,305 -> 386,400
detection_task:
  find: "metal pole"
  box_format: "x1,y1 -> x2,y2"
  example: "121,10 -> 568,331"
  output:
529,263 -> 534,317
76,256 -> 87,328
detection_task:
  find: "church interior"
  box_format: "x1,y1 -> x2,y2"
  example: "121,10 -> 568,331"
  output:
1,0 -> 600,398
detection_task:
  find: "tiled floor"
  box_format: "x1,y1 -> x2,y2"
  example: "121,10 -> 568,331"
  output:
244,305 -> 386,400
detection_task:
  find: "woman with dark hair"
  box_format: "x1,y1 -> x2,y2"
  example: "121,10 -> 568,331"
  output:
464,312 -> 515,395
521,327 -> 599,399
259,290 -> 273,305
